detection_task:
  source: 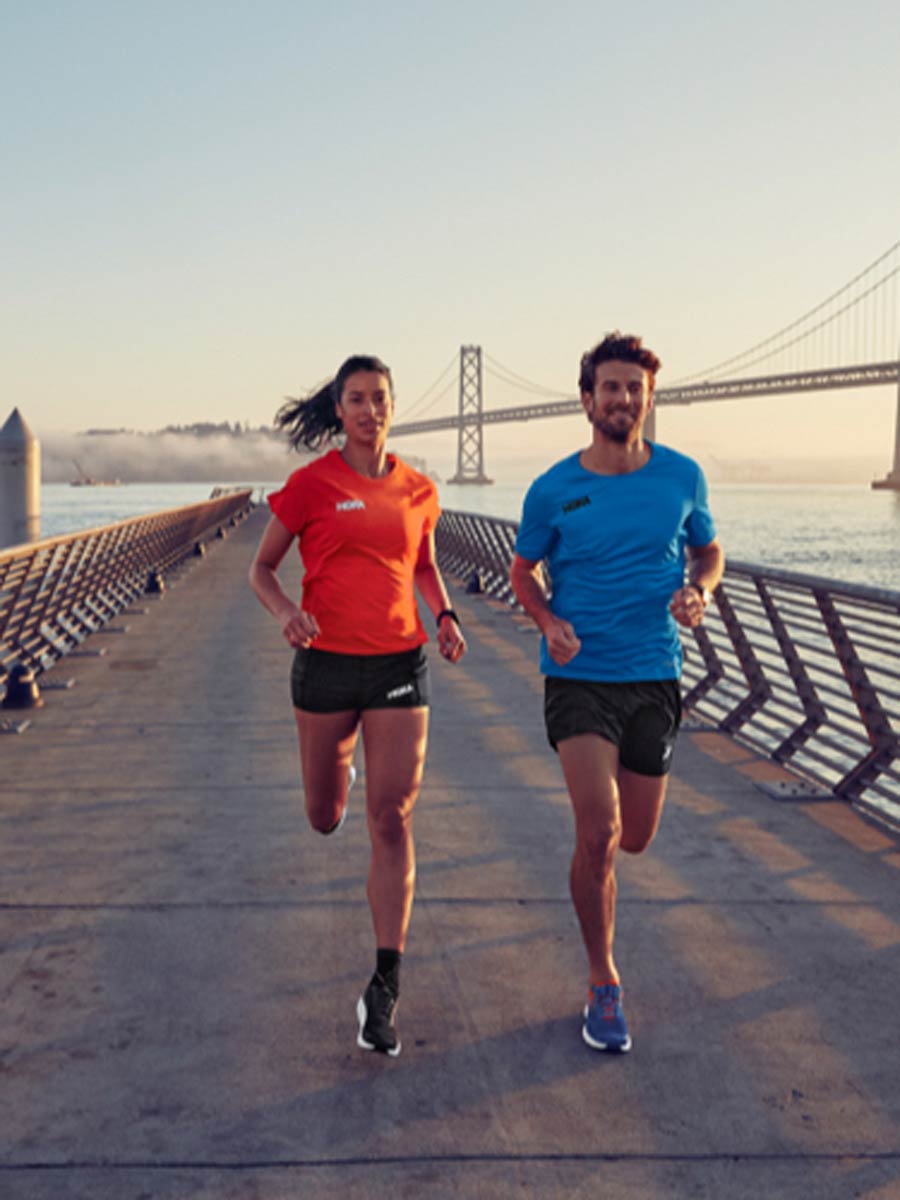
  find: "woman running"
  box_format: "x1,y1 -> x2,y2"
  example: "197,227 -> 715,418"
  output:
249,354 -> 466,1057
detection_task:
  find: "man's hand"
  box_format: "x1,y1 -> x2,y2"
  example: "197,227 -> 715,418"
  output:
669,585 -> 709,629
543,615 -> 582,665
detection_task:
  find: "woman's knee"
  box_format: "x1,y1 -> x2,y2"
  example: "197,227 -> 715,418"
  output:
306,792 -> 342,834
368,797 -> 415,846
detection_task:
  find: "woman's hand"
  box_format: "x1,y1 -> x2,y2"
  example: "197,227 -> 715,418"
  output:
437,614 -> 466,663
280,607 -> 321,648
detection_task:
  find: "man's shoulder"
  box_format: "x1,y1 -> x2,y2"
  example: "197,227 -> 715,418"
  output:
649,441 -> 704,478
528,451 -> 583,493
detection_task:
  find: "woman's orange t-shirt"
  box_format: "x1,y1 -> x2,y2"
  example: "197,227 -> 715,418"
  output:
267,449 -> 440,655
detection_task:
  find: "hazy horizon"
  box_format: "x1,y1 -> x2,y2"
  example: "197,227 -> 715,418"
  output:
27,425 -> 889,488
3,2 -> 898,472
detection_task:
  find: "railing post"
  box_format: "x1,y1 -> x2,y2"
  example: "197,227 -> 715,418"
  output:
755,578 -> 827,763
1,663 -> 44,710
681,619 -> 724,710
815,591 -> 898,800
714,586 -> 772,734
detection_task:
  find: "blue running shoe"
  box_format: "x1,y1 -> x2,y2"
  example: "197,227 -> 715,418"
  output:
582,983 -> 632,1052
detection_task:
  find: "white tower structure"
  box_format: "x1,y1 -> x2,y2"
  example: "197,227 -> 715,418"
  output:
0,409 -> 41,548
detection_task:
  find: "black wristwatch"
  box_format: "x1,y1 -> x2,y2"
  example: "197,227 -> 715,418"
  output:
688,583 -> 712,607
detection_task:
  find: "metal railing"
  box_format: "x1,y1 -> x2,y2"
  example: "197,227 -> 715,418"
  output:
0,492 -> 253,696
435,509 -> 900,824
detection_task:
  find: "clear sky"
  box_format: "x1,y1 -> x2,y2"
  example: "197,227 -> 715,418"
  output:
3,0 -> 899,481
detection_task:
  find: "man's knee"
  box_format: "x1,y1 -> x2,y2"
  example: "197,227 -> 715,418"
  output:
577,817 -> 622,868
619,828 -> 655,855
619,802 -> 665,853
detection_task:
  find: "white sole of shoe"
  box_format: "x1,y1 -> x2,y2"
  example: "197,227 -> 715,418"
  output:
356,994 -> 401,1057
582,1005 -> 632,1053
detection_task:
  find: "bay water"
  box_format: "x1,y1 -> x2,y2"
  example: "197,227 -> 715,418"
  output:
37,478 -> 900,593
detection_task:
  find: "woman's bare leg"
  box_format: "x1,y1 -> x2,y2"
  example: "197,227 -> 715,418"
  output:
360,706 -> 429,950
293,708 -> 360,832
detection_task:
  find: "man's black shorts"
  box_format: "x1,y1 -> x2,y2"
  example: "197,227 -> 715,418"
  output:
291,646 -> 431,713
544,677 -> 682,777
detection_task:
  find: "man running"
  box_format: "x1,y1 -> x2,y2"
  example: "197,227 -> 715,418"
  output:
509,331 -> 724,1052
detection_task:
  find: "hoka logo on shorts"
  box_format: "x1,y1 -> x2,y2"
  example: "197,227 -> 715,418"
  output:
386,683 -> 414,701
336,499 -> 366,512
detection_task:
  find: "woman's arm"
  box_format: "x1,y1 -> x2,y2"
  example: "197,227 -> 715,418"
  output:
248,514 -> 320,648
414,529 -> 466,662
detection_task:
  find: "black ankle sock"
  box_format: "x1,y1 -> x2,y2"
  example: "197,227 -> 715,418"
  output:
376,948 -> 402,994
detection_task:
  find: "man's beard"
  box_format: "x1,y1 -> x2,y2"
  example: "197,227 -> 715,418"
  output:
590,409 -> 634,443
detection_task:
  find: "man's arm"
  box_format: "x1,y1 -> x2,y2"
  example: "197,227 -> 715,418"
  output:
669,538 -> 725,628
509,553 -> 582,665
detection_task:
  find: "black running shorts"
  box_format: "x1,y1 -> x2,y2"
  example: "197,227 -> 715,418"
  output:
544,677 -> 682,777
291,646 -> 430,713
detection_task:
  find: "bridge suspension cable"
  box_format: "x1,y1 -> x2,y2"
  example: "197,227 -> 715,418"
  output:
673,240 -> 900,384
482,353 -> 572,402
388,240 -> 900,492
401,351 -> 460,422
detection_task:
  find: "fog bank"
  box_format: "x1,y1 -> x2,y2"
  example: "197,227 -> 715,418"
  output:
41,430 -> 305,484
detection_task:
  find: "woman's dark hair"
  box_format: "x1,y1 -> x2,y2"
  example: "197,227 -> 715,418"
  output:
578,332 -> 661,395
275,354 -> 394,451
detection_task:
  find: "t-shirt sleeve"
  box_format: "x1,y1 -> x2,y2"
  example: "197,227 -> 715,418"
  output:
514,477 -> 555,562
267,469 -> 309,535
685,465 -> 717,546
424,481 -> 440,534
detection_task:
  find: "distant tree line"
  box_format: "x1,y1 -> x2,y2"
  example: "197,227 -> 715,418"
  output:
82,422 -> 280,438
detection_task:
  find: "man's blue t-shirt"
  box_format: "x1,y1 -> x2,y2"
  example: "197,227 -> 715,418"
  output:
514,443 -> 716,682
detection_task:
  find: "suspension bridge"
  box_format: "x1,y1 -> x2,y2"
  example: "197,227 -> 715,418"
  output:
388,242 -> 900,487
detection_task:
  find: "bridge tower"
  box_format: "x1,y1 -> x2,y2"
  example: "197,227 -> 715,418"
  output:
872,360 -> 900,490
448,345 -> 493,485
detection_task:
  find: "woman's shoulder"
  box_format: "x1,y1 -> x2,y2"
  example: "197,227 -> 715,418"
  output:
389,456 -> 438,493
280,449 -> 341,487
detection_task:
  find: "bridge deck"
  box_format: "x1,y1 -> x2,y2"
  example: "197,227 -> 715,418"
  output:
2,508 -> 898,1200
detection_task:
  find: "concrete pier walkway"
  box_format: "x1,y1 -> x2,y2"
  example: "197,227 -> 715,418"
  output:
1,507 -> 898,1200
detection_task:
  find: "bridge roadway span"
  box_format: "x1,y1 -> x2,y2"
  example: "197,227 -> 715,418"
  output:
2,507 -> 898,1200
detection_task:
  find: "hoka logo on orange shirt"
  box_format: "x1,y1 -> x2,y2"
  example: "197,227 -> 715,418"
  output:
336,499 -> 366,512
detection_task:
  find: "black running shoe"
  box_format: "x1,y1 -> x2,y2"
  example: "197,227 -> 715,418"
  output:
356,972 -> 401,1057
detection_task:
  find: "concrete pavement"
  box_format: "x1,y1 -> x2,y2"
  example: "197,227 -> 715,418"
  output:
1,506 -> 898,1199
